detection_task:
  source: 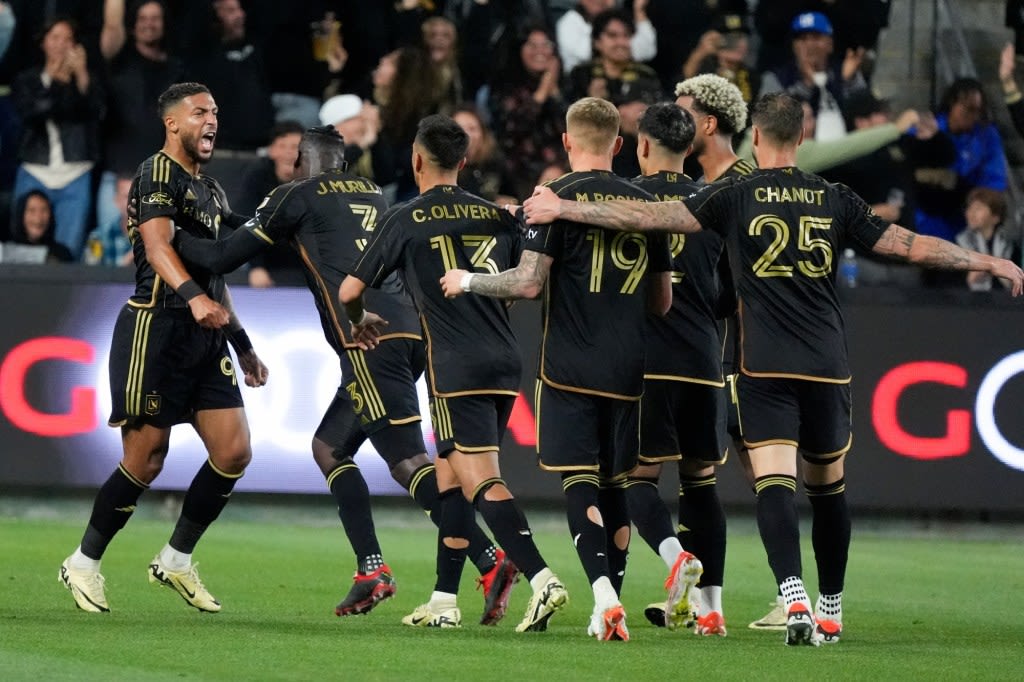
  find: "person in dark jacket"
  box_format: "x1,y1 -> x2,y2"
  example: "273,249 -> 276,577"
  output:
8,189 -> 74,263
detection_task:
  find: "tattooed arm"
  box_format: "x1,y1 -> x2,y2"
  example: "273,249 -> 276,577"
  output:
440,250 -> 553,300
872,224 -> 1024,295
522,186 -> 704,233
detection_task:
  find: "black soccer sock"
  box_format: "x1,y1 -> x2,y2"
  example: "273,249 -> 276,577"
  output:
434,488 -> 471,593
326,459 -> 382,566
562,473 -> 609,586
625,475 -> 675,554
598,479 -> 630,596
80,465 -> 148,560
806,478 -> 850,595
679,473 -> 727,587
169,459 -> 241,554
754,475 -> 802,585
472,479 -> 546,581
409,463 -> 497,575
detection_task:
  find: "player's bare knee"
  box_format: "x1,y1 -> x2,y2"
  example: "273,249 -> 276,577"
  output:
442,536 -> 470,550
389,454 -> 430,490
586,505 -> 604,527
613,524 -> 630,550
470,477 -> 511,506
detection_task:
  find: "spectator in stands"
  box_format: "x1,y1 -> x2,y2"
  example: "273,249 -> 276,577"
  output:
754,0 -> 890,77
421,16 -> 463,114
97,0 -> 183,229
319,93 -> 394,190
82,173 -> 132,267
237,120 -> 305,288
760,11 -> 867,141
822,92 -> 955,285
186,0 -> 273,151
12,16 -> 104,259
453,104 -> 516,205
557,0 -> 656,74
566,9 -> 664,107
681,13 -> 759,103
646,0 -> 744,92
958,187 -> 1021,291
916,78 -> 1008,244
489,25 -> 567,200
250,4 -> 338,127
9,189 -> 74,263
537,160 -> 570,186
999,43 -> 1024,136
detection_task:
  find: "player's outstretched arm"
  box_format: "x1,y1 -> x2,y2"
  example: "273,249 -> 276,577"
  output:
441,249 -> 552,300
872,224 -> 1024,296
522,186 -> 702,233
174,225 -> 267,275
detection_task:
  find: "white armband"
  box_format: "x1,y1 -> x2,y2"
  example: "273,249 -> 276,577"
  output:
461,273 -> 475,293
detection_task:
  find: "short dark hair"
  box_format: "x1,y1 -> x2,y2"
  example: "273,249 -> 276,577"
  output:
157,82 -> 210,116
938,77 -> 987,118
966,187 -> 1007,223
591,9 -> 634,44
639,103 -> 695,154
751,92 -> 804,144
415,115 -> 468,170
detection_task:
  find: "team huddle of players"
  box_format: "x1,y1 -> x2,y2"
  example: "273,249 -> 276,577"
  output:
57,77 -> 1024,647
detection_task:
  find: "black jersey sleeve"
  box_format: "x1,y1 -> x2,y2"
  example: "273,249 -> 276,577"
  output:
251,183 -> 305,244
174,222 -> 267,274
523,220 -> 562,258
135,156 -> 179,224
682,183 -> 733,236
352,206 -> 405,287
836,183 -> 890,251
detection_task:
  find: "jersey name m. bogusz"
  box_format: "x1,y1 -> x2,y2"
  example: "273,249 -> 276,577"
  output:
526,171 -> 673,399
248,168 -> 420,355
632,170 -> 725,385
684,166 -> 889,382
128,151 -> 245,308
352,185 -> 523,396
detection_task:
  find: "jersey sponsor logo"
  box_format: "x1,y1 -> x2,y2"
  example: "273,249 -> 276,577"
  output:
142,192 -> 173,206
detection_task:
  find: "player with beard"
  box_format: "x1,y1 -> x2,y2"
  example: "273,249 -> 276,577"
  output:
60,82 -> 268,614
522,92 -> 1024,646
171,125 -> 518,625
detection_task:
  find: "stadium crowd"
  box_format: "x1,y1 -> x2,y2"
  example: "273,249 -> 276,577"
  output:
0,0 -> 1021,287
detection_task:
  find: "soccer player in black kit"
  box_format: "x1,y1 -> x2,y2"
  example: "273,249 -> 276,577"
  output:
442,97 -> 674,642
524,92 -> 1024,646
340,115 -> 568,632
626,101 -> 732,636
172,126 -> 517,625
59,82 -> 269,613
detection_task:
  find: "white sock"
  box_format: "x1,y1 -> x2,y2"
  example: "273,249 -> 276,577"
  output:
158,544 -> 191,572
69,546 -> 100,571
529,567 -> 554,592
657,537 -> 685,570
816,592 -> 843,623
429,590 -> 457,610
701,585 -> 722,615
591,576 -> 619,611
780,576 -> 811,610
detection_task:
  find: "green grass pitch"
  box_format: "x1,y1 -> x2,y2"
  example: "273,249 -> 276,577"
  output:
2,499 -> 1022,681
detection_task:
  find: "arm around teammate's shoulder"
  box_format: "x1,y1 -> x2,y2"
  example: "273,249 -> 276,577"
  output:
522,186 -> 703,233
441,249 -> 552,300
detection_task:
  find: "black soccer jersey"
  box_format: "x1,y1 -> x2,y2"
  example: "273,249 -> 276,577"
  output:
710,158 -> 755,376
684,166 -> 890,381
632,171 -> 724,384
526,171 -> 673,399
127,151 -> 246,309
248,168 -> 420,354
352,185 -> 523,396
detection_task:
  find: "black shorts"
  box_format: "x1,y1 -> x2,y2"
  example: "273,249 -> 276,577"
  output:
639,379 -> 728,465
725,373 -> 741,442
429,393 -> 516,457
108,305 -> 243,429
737,374 -> 852,459
536,381 -> 639,477
315,339 -> 427,467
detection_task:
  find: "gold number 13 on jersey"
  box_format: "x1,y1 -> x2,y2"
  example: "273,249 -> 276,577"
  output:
585,228 -> 648,294
430,234 -> 500,274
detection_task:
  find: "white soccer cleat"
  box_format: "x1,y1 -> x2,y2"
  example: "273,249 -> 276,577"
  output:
401,603 -> 462,628
587,603 -> 629,641
749,595 -> 787,631
664,550 -> 703,630
784,603 -> 820,646
148,555 -> 221,612
59,557 -> 110,613
515,575 -> 568,632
